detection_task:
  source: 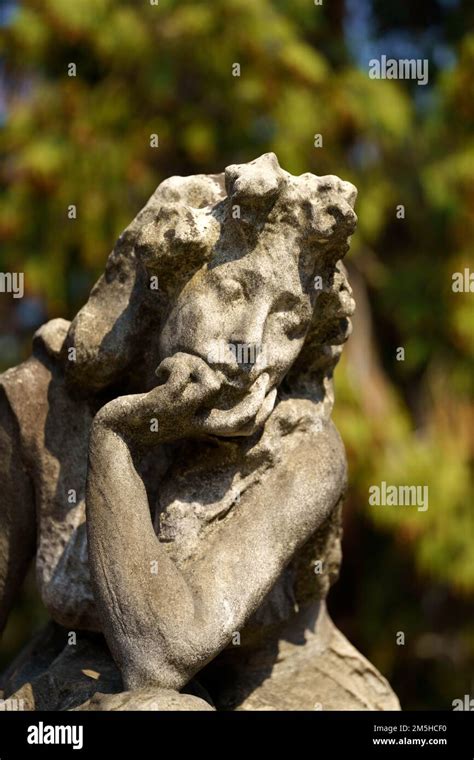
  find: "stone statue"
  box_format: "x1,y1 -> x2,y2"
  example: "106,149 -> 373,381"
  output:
0,154 -> 399,711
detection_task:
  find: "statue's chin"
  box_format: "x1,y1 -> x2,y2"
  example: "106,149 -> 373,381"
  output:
200,377 -> 277,437
217,388 -> 278,438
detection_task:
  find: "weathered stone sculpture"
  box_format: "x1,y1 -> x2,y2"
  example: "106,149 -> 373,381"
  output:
0,154 -> 399,710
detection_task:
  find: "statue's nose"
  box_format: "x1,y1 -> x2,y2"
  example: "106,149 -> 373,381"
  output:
228,312 -> 267,372
206,305 -> 269,382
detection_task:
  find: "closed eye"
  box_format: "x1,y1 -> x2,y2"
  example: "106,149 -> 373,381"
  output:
215,278 -> 246,300
266,309 -> 309,340
270,293 -> 302,313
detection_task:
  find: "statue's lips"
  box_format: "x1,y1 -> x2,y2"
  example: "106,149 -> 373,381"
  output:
162,348 -> 268,396
213,367 -> 269,399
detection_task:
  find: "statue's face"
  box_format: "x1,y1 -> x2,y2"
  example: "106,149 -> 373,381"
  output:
158,246 -> 314,433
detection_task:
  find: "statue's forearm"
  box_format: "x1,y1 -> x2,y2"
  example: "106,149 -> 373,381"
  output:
86,421 -> 199,689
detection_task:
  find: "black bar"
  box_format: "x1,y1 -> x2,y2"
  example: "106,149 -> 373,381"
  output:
0,710 -> 472,757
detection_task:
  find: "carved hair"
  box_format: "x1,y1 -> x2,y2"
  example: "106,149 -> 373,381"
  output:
63,154 -> 356,402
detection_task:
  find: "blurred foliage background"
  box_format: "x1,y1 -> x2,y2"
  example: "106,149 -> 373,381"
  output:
0,0 -> 473,709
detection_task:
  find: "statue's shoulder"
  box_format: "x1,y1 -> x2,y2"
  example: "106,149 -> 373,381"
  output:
32,317 -> 71,361
0,318 -> 71,452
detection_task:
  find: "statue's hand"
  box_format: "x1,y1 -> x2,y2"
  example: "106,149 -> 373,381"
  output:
93,351 -> 278,444
92,352 -> 223,445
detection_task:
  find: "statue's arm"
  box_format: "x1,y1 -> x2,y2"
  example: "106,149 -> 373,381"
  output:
86,359 -> 346,690
0,386 -> 36,635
